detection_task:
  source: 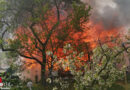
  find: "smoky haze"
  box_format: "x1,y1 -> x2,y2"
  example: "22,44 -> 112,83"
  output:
82,0 -> 130,30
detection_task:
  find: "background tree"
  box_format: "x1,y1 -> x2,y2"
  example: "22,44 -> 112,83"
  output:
0,0 -> 91,85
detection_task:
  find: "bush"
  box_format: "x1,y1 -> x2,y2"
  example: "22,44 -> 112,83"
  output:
51,44 -> 126,90
108,84 -> 125,90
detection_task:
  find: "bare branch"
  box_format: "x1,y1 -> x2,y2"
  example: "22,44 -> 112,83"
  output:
17,51 -> 43,66
34,39 -> 43,52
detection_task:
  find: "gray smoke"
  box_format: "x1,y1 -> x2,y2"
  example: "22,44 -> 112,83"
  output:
82,0 -> 130,30
114,0 -> 130,27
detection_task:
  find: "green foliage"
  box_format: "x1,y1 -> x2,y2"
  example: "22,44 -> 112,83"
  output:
5,39 -> 21,57
127,73 -> 130,83
0,63 -> 21,87
108,84 -> 125,90
56,26 -> 69,41
0,0 -> 7,11
71,2 -> 91,31
10,84 -> 53,90
0,0 -> 91,86
9,39 -> 23,49
0,38 -> 3,44
52,44 -> 126,90
6,51 -> 18,58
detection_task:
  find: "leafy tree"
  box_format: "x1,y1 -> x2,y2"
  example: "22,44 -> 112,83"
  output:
51,42 -> 130,90
0,0 -> 91,85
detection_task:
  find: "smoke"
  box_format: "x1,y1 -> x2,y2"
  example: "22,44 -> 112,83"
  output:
114,0 -> 130,28
81,0 -> 130,30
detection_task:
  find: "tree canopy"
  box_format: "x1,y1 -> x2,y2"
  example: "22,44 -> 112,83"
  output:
0,0 -> 91,85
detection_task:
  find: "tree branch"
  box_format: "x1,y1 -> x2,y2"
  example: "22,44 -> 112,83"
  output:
17,51 -> 43,66
34,39 -> 43,52
43,22 -> 59,47
54,0 -> 60,21
30,23 -> 44,46
0,30 -> 43,66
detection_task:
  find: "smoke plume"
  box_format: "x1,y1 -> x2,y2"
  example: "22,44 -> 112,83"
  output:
82,0 -> 130,30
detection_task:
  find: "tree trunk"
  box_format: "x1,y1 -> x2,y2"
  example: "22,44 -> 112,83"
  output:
41,65 -> 46,86
41,49 -> 47,86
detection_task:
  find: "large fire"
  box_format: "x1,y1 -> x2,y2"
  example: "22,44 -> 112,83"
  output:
20,20 -> 123,71
13,6 -> 125,81
83,21 -> 123,48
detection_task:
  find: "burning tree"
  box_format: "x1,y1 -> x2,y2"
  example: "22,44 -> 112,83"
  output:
0,0 -> 91,85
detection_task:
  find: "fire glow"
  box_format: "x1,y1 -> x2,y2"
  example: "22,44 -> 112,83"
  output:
19,21 -> 123,70
14,6 -> 125,74
83,21 -> 123,49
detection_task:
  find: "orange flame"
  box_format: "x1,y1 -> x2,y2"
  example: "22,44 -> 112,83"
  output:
14,7 -> 125,75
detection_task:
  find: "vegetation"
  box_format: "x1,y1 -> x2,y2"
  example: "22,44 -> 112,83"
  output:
0,0 -> 91,85
46,42 -> 129,90
0,0 -> 130,90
